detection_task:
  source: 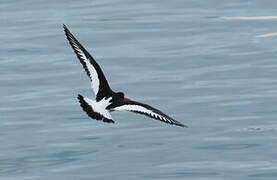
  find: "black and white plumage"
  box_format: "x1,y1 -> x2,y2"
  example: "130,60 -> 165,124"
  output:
63,24 -> 186,127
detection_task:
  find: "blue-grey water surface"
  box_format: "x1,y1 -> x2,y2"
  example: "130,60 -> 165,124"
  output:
1,0 -> 277,179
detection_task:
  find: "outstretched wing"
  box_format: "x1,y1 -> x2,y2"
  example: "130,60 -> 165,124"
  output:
114,100 -> 186,127
63,24 -> 111,101
78,94 -> 114,123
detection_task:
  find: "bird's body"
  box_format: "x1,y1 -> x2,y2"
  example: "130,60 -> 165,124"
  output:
63,24 -> 186,127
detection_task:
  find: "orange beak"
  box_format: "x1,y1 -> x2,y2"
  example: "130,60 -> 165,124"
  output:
124,97 -> 132,101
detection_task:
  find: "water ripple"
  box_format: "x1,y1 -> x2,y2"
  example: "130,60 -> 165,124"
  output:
196,143 -> 261,150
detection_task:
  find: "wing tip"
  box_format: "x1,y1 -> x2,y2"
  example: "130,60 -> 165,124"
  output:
63,24 -> 73,40
63,24 -> 68,31
169,119 -> 187,128
175,122 -> 188,128
63,24 -> 72,43
77,94 -> 83,102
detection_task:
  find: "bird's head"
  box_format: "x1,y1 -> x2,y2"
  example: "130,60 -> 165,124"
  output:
117,92 -> 132,101
117,92 -> 124,98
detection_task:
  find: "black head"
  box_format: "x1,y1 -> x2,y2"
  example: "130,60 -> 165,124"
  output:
117,92 -> 125,99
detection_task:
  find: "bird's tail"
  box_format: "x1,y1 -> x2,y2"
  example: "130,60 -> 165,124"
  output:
77,94 -> 114,123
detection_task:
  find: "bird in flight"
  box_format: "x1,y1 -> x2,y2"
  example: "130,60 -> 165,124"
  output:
63,24 -> 186,127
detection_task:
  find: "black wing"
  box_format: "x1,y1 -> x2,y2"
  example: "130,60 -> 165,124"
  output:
63,24 -> 112,101
114,100 -> 186,127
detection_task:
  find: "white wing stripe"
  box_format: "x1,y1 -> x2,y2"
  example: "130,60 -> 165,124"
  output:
69,38 -> 100,96
85,59 -> 99,95
114,105 -> 171,122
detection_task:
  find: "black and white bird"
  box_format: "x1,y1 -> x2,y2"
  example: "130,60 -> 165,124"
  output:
63,25 -> 186,127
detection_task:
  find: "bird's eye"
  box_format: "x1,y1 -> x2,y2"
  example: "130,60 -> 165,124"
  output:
117,92 -> 124,98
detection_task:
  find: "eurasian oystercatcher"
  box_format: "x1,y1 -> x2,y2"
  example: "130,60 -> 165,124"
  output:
63,25 -> 186,127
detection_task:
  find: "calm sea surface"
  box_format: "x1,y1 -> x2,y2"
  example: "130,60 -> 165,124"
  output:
1,0 -> 277,179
